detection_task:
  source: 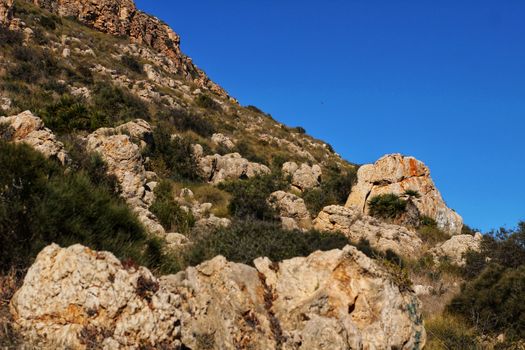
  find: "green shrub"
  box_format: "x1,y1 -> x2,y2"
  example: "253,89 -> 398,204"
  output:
302,168 -> 357,215
235,140 -> 268,165
38,95 -> 100,133
368,193 -> 407,219
294,126 -> 306,134
195,94 -> 218,110
150,180 -> 195,234
146,126 -> 202,181
0,141 -> 168,273
8,47 -> 59,82
0,26 -> 23,47
463,223 -> 525,279
417,216 -> 449,244
39,15 -> 60,30
183,220 -> 350,267
121,54 -> 143,74
219,172 -> 287,221
448,264 -> 525,340
157,108 -> 215,138
91,82 -> 150,123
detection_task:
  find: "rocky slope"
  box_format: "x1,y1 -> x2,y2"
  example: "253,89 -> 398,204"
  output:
11,243 -> 425,349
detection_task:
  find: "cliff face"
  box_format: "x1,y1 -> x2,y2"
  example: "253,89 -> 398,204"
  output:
20,0 -> 228,97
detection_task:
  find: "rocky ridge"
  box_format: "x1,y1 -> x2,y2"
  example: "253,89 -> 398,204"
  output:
10,243 -> 426,349
1,0 -> 228,98
346,154 -> 463,235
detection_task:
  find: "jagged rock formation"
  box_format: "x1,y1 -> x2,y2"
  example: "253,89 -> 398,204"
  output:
282,161 -> 322,192
10,244 -> 426,349
268,190 -> 312,230
430,233 -> 483,266
314,205 -> 424,258
199,152 -> 271,184
0,111 -> 68,164
86,120 -> 176,241
346,154 -> 463,235
1,0 -> 228,97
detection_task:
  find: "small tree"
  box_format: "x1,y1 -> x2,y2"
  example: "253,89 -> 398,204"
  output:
368,193 -> 407,219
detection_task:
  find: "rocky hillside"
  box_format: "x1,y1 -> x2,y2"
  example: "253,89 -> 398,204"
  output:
1,0 -> 524,349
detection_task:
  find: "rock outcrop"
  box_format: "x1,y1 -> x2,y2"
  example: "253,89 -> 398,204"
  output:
199,152 -> 271,184
346,154 -> 463,235
211,133 -> 235,150
11,244 -> 426,349
268,190 -> 311,230
0,111 -> 68,164
430,233 -> 483,266
282,161 -> 322,191
2,0 -> 227,97
314,205 -> 424,258
86,121 -> 176,241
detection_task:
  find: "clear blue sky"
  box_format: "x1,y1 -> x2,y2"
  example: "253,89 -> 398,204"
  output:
135,0 -> 525,232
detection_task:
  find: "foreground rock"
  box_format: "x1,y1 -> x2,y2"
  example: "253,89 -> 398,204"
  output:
268,190 -> 312,230
11,244 -> 426,349
199,152 -> 271,184
430,233 -> 483,266
346,154 -> 463,235
314,205 -> 424,258
0,111 -> 68,164
282,161 -> 322,191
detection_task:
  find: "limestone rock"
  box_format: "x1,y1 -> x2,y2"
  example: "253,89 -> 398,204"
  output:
346,154 -> 463,235
430,233 -> 483,266
10,244 -> 183,349
31,0 -> 229,98
268,190 -> 311,230
199,152 -> 271,184
11,244 -> 426,349
282,162 -> 322,191
211,133 -> 235,150
0,111 -> 68,164
314,205 -> 424,258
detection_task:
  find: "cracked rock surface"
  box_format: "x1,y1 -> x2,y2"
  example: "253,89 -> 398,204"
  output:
10,244 -> 426,349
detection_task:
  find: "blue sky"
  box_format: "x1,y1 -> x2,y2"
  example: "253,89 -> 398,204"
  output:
135,0 -> 525,232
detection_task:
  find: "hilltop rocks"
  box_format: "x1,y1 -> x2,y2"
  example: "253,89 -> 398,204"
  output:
11,244 -> 426,349
314,205 -> 424,258
282,161 -> 322,191
346,154 -> 463,235
430,233 -> 483,266
199,152 -> 271,184
30,0 -> 228,97
268,191 -> 312,230
0,111 -> 68,164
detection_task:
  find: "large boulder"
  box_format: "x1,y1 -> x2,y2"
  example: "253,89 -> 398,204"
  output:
282,161 -> 322,191
430,233 -> 483,266
314,205 -> 424,258
268,190 -> 311,230
0,111 -> 68,164
346,154 -> 463,235
211,133 -> 235,150
11,244 -> 426,349
199,152 -> 271,184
